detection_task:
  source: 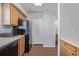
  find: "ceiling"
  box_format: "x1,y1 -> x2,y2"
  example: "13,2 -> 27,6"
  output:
22,3 -> 57,13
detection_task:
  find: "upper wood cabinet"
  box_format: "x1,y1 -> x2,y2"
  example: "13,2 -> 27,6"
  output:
10,4 -> 18,26
2,3 -> 26,26
2,3 -> 18,26
0,4 -> 2,26
2,3 -> 10,25
18,11 -> 26,20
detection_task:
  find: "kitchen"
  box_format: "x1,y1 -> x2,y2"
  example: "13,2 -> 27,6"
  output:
0,3 -> 29,56
0,3 -> 58,56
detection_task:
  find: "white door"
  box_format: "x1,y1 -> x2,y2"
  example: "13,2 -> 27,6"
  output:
32,19 -> 43,44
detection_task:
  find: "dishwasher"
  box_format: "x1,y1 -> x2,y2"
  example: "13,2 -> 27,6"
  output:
0,40 -> 18,56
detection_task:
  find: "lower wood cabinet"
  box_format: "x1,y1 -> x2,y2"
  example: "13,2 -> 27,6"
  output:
76,48 -> 79,56
18,36 -> 25,56
60,40 -> 79,56
60,45 -> 75,56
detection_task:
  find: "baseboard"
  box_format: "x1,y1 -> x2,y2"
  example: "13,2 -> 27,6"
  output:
31,44 -> 43,47
32,44 -> 43,45
43,45 -> 56,48
30,44 -> 56,48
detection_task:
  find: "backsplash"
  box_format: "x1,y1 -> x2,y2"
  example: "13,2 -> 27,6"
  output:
0,26 -> 12,33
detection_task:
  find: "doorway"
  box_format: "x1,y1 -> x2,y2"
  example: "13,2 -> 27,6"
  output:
54,20 -> 58,55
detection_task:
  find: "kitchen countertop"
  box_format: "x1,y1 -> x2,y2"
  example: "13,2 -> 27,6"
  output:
60,37 -> 79,48
0,35 -> 25,48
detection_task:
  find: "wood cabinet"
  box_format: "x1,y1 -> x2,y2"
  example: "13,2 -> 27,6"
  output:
2,3 -> 26,26
76,48 -> 79,56
18,36 -> 25,56
2,3 -> 10,25
10,4 -> 18,26
61,46 -> 75,56
60,40 -> 76,56
2,3 -> 18,26
0,4 -> 2,26
18,11 -> 26,20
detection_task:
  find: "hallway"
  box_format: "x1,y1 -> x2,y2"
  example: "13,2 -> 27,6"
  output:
23,45 -> 56,56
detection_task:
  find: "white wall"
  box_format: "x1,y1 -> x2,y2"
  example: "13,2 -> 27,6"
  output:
43,3 -> 58,47
28,13 -> 43,20
43,10 -> 57,47
13,3 -> 28,19
60,4 -> 79,41
28,13 -> 43,45
28,4 -> 58,47
28,12 -> 57,47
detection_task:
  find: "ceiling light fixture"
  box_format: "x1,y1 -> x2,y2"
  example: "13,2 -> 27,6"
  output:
34,3 -> 42,6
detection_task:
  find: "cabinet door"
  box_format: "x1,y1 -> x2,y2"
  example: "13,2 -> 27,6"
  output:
2,3 -> 10,25
0,4 -> 2,26
60,40 -> 64,56
10,4 -> 18,26
60,40 -> 76,56
18,11 -> 26,20
76,48 -> 79,56
61,46 -> 75,56
18,36 -> 25,56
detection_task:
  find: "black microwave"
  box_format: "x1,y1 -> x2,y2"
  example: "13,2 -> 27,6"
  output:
18,29 -> 25,35
13,28 -> 25,35
13,28 -> 19,35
